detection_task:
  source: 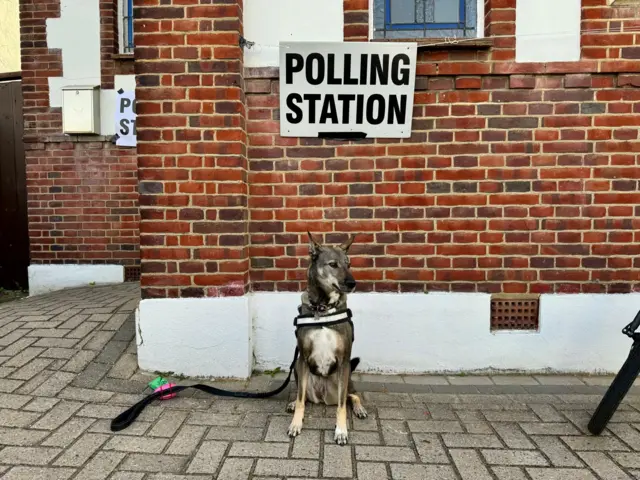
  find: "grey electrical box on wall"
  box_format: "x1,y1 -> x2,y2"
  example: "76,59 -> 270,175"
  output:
61,85 -> 101,134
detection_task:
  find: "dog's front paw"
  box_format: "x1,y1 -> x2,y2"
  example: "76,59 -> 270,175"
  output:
353,403 -> 368,419
288,420 -> 303,437
286,401 -> 296,413
334,426 -> 348,445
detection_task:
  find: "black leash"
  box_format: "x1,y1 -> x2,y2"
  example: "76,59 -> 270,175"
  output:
110,347 -> 299,432
110,307 -> 354,432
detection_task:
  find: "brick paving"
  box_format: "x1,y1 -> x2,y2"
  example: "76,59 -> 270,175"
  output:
0,284 -> 640,479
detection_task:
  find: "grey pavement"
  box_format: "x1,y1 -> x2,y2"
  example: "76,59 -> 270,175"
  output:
0,283 -> 639,479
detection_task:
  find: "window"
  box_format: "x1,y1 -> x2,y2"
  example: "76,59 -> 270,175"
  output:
372,0 -> 480,40
118,0 -> 134,54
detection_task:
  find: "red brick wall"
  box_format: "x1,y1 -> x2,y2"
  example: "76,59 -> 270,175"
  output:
19,0 -> 140,266
135,0 -> 249,298
134,0 -> 640,297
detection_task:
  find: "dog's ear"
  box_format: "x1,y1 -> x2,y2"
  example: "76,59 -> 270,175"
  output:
307,231 -> 322,258
340,233 -> 356,252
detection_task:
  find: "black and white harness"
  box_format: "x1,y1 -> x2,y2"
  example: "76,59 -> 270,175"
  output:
294,305 -> 354,339
109,303 -> 355,432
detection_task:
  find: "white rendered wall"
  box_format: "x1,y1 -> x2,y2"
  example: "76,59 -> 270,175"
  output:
136,297 -> 252,379
28,265 -> 124,296
46,0 -> 135,135
137,292 -> 640,379
516,0 -> 581,63
243,0 -> 343,67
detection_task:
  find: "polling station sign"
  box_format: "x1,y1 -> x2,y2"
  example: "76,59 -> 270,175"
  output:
115,89 -> 136,147
279,41 -> 417,139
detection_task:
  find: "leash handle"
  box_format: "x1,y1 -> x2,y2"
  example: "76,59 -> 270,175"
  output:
110,348 -> 299,432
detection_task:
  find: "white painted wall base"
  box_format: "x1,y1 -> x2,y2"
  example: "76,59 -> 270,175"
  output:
136,297 -> 252,379
136,292 -> 640,379
28,264 -> 124,296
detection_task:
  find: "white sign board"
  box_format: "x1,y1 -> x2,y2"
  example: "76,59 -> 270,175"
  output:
115,89 -> 136,147
279,41 -> 417,139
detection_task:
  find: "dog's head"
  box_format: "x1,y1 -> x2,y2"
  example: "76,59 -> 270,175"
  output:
307,232 -> 357,296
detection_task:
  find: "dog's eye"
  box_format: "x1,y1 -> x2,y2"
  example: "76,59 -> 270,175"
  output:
328,262 -> 338,268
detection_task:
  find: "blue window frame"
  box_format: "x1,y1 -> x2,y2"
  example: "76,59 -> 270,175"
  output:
373,0 -> 478,39
123,0 -> 134,53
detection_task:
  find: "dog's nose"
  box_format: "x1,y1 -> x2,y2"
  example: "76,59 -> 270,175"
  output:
345,278 -> 356,290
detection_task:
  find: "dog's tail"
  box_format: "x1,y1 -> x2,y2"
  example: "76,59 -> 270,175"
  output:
350,357 -> 360,372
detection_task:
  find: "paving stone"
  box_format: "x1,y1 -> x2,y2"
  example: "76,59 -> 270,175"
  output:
561,434 -> 630,451
4,347 -> 46,368
577,451 -> 632,479
41,348 -> 76,359
390,464 -> 457,480
611,452 -> 640,468
448,375 -> 494,385
83,331 -> 115,351
482,449 -> 549,466
357,462 -> 388,480
148,410 -> 188,438
217,458 -> 253,480
42,417 -> 96,447
528,404 -> 566,422
74,451 -> 126,480
228,441 -> 288,458
355,445 -> 416,462
530,435 -> 583,468
23,397 -> 59,412
406,420 -> 463,433
186,441 -> 228,474
520,422 -> 581,435
264,415 -> 293,441
442,432 -> 503,448
1,466 -> 76,480
205,425 -> 263,442
293,429 -> 321,458
491,466 -> 529,480
413,433 -> 449,464
166,425 -> 207,456
483,410 -> 540,422
380,419 -> 411,445
104,435 -> 169,453
32,400 -> 84,430
323,444 -> 353,477
61,351 -> 97,373
109,473 -> 146,480
31,371 -> 75,396
609,423 -> 640,450
450,448 -> 494,480
492,422 -> 535,449
108,353 -> 138,379
120,454 -> 188,473
0,426 -> 49,446
0,393 -> 32,409
332,430 -> 381,445
187,412 -> 243,426
526,468 -> 597,480
0,408 -> 40,427
254,459 -> 319,477
377,407 -> 431,420
88,419 -> 152,436
0,446 -> 62,465
54,433 -> 109,466
10,358 -> 54,380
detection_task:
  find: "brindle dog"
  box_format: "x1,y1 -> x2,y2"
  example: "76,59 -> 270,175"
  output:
287,232 -> 367,445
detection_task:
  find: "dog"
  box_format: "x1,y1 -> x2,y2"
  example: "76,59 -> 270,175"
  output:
287,232 -> 367,445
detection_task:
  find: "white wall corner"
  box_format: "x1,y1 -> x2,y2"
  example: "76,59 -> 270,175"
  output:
136,296 -> 253,380
46,0 -> 101,108
28,264 -> 124,296
515,0 -> 581,63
